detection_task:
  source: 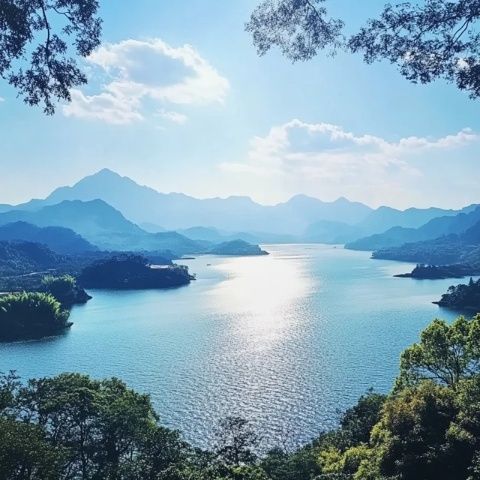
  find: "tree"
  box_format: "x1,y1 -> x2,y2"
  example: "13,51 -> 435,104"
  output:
338,391 -> 386,447
247,0 -> 480,98
15,373 -> 163,479
0,417 -> 65,480
0,0 -> 102,114
371,381 -> 459,480
215,417 -> 260,467
398,315 -> 480,388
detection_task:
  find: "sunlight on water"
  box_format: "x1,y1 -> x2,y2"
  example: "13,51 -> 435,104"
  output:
0,245 -> 464,450
208,253 -> 315,350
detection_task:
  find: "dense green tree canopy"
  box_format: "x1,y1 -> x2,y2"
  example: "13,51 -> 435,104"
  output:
398,314 -> 480,388
247,0 -> 480,98
0,291 -> 70,340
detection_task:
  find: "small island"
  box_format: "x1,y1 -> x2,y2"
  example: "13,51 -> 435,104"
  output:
78,255 -> 193,289
208,240 -> 268,256
434,278 -> 480,311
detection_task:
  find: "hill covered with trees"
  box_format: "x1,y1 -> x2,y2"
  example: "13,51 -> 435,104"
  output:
78,255 -> 193,289
373,219 -> 480,280
0,222 -> 97,254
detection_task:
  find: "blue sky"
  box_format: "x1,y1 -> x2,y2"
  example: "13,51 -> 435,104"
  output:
1,0 -> 479,209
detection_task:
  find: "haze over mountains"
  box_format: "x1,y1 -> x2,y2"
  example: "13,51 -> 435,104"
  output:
0,169 -> 478,259
7,169 -> 476,243
0,200 -> 201,253
347,205 -> 480,251
0,222 -> 97,254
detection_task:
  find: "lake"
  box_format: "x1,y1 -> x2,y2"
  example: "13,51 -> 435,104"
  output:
0,244 -> 465,449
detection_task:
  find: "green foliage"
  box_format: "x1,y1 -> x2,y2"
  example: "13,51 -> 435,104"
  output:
215,417 -> 259,467
437,279 -> 480,311
0,291 -> 70,340
372,382 -> 457,479
42,274 -> 76,293
398,315 -> 480,388
339,391 -> 386,447
0,417 -> 65,480
40,274 -> 90,306
247,0 -> 480,98
0,0 -> 102,114
42,275 -> 77,301
3,372 -> 190,480
261,445 -> 321,480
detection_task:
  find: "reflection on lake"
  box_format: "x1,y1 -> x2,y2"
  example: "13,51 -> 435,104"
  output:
0,244 -> 463,448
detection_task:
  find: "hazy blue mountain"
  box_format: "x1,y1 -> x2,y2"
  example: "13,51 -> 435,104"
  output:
272,195 -> 372,231
372,220 -> 480,267
179,226 -> 226,243
0,222 -> 97,254
0,200 -> 202,254
140,222 -> 166,233
350,206 -> 480,252
355,205 -> 468,236
14,169 -> 374,235
6,169 -> 477,243
208,240 -> 268,256
464,222 -> 480,243
0,204 -> 13,213
179,226 -> 298,245
302,205 -> 474,245
303,220 -> 363,244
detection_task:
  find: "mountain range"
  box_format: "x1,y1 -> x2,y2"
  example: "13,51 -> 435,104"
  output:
0,200 -> 202,254
15,169 -> 372,235
346,206 -> 480,251
372,219 -> 480,266
7,169 -> 475,244
0,222 -> 97,254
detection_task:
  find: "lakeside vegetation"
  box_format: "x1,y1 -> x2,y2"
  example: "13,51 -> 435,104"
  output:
395,264 -> 479,280
0,254 -> 192,341
435,278 -> 480,312
0,292 -> 71,341
2,314 -> 480,479
78,255 -> 193,289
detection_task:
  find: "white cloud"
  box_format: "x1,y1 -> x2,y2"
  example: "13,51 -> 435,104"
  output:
220,120 -> 480,206
155,109 -> 188,125
63,38 -> 229,125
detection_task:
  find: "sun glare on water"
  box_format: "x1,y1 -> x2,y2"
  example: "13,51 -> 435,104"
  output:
207,250 -> 316,349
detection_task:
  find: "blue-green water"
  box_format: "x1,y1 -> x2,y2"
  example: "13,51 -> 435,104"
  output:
0,244 -> 466,448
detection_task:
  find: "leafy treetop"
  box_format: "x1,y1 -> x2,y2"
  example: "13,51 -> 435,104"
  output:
0,0 -> 102,114
247,0 -> 480,98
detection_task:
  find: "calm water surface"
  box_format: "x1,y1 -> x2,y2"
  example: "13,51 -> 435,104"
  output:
0,244 -> 466,448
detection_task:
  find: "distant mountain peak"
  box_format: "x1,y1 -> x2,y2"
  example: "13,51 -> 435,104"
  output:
76,168 -> 133,186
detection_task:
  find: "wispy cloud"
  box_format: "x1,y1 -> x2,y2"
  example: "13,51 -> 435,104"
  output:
155,109 -> 188,125
63,39 -> 230,125
220,120 -> 479,206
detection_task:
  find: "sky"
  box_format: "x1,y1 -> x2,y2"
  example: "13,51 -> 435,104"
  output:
0,0 -> 479,209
